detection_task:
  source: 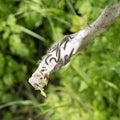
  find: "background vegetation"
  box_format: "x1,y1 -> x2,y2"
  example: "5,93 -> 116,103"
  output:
0,0 -> 120,120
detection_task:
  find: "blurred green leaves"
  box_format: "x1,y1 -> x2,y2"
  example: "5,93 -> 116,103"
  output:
0,0 -> 120,119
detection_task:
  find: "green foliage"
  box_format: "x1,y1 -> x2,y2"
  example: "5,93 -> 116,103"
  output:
0,0 -> 120,119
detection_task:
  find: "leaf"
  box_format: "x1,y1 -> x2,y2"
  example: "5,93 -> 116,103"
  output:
19,26 -> 45,42
39,88 -> 47,97
9,34 -> 29,56
102,79 -> 118,90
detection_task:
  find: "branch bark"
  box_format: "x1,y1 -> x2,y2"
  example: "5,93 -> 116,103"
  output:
28,2 -> 120,91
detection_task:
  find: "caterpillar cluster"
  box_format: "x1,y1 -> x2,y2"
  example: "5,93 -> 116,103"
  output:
44,35 -> 75,71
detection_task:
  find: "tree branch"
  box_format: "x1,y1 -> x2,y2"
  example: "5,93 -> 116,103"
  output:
28,2 -> 120,92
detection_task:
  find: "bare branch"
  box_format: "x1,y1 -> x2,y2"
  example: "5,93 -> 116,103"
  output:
28,2 -> 120,91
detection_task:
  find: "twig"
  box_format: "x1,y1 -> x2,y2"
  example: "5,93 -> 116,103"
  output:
28,2 -> 120,92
